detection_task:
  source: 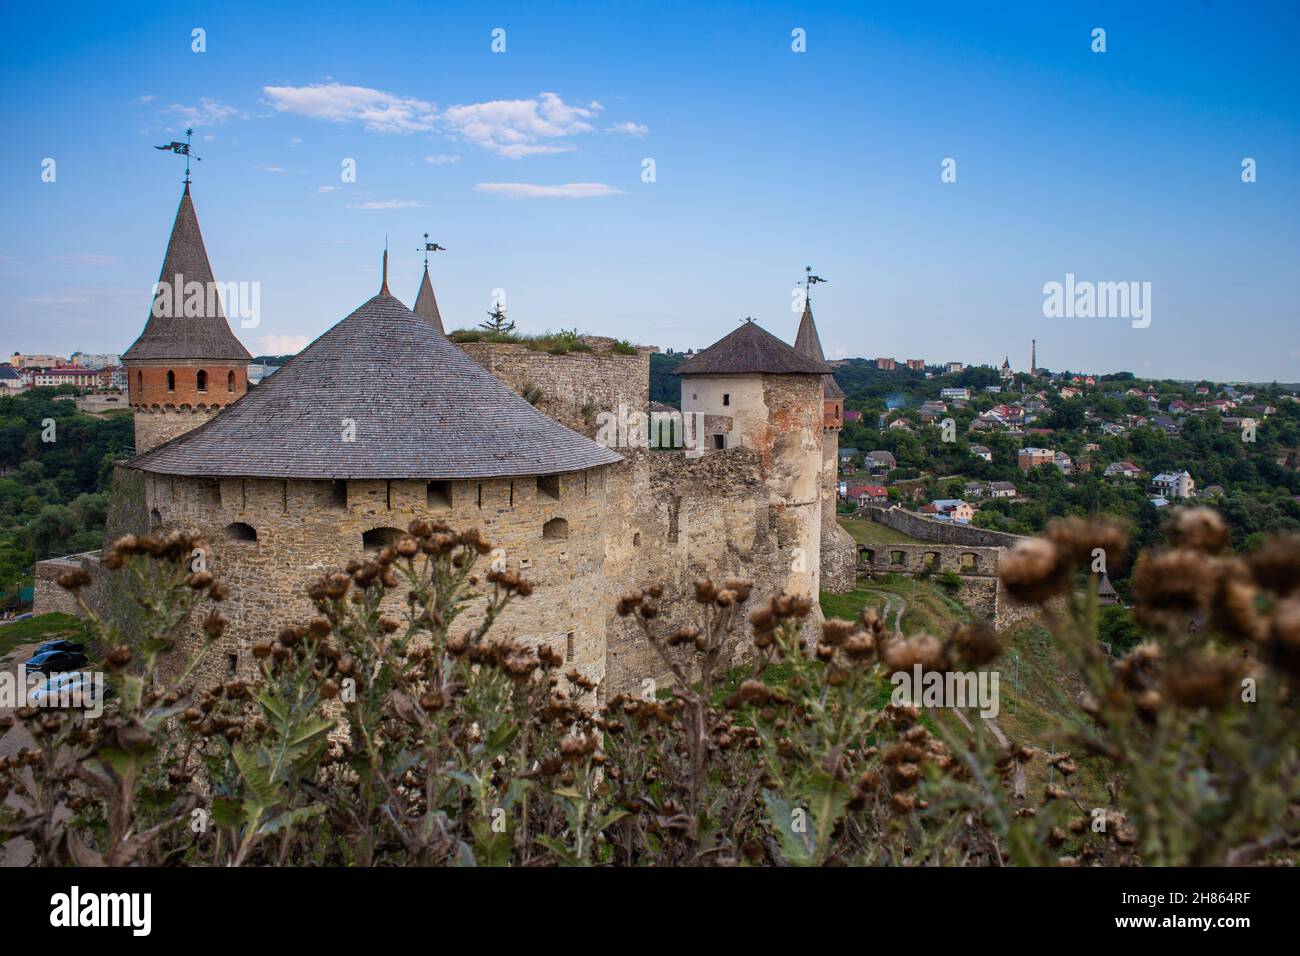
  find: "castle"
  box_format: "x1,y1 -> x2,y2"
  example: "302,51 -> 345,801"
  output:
37,185 -> 857,695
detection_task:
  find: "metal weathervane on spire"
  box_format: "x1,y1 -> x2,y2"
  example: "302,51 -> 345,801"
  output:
155,127 -> 201,184
803,265 -> 827,305
420,233 -> 446,268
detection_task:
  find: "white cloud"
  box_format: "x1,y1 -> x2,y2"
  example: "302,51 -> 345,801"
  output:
443,92 -> 600,158
607,121 -> 649,136
318,185 -> 340,193
346,200 -> 428,209
424,153 -> 461,165
474,182 -> 624,199
137,94 -> 155,104
166,98 -> 247,126
263,82 -> 436,134
289,136 -> 302,146
48,254 -> 117,267
261,334 -> 310,354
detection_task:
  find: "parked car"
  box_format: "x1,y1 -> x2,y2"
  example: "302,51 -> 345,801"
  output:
30,672 -> 107,708
34,639 -> 85,655
23,647 -> 89,674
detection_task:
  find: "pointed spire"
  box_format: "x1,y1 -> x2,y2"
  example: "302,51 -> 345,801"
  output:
413,264 -> 445,334
381,246 -> 390,294
122,185 -> 250,363
793,297 -> 845,399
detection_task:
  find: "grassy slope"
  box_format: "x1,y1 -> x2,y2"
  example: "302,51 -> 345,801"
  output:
837,517 -> 927,547
0,612 -> 90,659
820,581 -> 1108,808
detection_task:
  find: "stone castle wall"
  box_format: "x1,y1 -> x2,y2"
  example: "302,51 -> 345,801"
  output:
819,429 -> 856,593
860,504 -> 1026,548
601,447 -> 799,693
123,466 -> 612,695
458,339 -> 651,438
41,335 -> 848,699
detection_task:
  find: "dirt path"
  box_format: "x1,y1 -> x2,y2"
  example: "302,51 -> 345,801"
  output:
859,588 -> 906,634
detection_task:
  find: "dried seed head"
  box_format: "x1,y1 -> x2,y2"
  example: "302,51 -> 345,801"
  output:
999,538 -> 1070,604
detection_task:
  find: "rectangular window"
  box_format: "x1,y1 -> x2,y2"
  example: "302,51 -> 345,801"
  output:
537,474 -> 560,500
722,393 -> 730,406
566,632 -> 575,662
427,480 -> 451,508
713,434 -> 725,450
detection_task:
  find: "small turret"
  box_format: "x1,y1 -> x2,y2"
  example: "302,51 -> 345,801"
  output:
122,184 -> 251,453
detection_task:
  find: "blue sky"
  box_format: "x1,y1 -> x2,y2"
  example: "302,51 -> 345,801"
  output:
1,0 -> 1297,381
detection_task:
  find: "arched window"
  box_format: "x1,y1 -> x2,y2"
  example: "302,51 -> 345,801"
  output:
543,517 -> 569,540
227,370 -> 235,392
223,522 -> 257,543
136,370 -> 142,395
166,370 -> 175,392
363,527 -> 405,552
196,370 -> 208,392
149,508 -> 162,529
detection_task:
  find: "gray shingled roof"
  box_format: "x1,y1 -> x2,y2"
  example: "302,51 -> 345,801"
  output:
127,291 -> 623,480
674,320 -> 830,377
122,185 -> 253,364
793,301 -> 845,399
413,266 -> 445,334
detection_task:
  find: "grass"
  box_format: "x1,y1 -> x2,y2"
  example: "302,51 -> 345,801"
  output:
449,328 -> 595,354
837,517 -> 927,546
0,612 -> 91,659
821,581 -> 1110,812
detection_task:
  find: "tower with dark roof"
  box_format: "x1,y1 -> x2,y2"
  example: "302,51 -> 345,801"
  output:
675,319 -> 830,601
123,185 -> 251,453
125,260 -> 621,691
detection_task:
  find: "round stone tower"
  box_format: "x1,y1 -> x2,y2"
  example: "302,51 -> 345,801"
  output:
124,261 -> 622,692
674,319 -> 828,601
122,184 -> 251,454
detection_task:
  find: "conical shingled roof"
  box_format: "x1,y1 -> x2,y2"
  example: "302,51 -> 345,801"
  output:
127,291 -> 622,480
674,320 -> 830,377
413,265 -> 445,334
122,185 -> 252,363
793,301 -> 845,399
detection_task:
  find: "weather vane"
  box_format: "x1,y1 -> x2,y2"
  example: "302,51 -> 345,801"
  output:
420,233 -> 446,268
804,265 -> 827,304
154,127 -> 201,185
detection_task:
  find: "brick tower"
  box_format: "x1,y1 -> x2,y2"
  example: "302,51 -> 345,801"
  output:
122,184 -> 251,453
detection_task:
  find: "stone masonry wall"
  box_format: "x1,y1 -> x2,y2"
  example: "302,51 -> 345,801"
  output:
458,338 -> 651,439
133,466 -> 612,697
601,447 -> 804,694
860,504 -> 1026,548
132,406 -> 222,455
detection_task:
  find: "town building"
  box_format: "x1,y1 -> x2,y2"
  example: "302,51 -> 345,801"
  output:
1149,470 -> 1195,499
